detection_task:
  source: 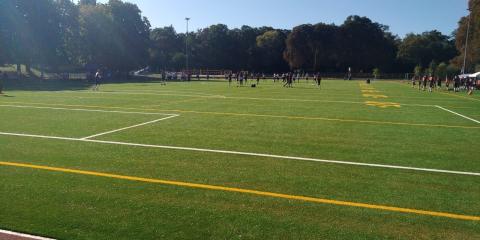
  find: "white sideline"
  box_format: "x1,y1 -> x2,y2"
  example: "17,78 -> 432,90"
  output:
436,105 -> 480,124
0,131 -> 479,177
0,229 -> 55,240
0,104 -> 174,116
80,115 -> 179,140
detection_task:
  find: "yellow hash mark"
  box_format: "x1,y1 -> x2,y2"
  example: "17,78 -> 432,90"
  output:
361,90 -> 381,93
365,101 -> 401,108
1,161 -> 479,221
362,94 -> 388,99
1,101 -> 479,129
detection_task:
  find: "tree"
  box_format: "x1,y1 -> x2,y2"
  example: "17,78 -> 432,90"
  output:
256,30 -> 289,72
79,0 -> 97,5
436,62 -> 448,78
427,60 -> 438,76
414,65 -> 423,77
446,64 -> 460,78
78,0 -> 151,71
453,0 -> 480,72
372,68 -> 381,79
284,16 -> 397,72
284,24 -> 315,70
398,31 -> 457,69
149,26 -> 182,71
339,16 -> 397,72
195,24 -> 234,69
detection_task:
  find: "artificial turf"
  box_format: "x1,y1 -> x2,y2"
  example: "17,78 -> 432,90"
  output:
0,78 -> 479,239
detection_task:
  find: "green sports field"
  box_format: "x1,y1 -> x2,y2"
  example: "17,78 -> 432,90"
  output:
0,78 -> 479,239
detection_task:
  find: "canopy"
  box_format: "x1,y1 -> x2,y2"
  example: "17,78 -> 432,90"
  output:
458,72 -> 480,78
468,72 -> 480,78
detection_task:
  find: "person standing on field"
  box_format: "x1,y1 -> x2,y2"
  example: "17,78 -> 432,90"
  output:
0,71 -> 5,94
94,69 -> 102,91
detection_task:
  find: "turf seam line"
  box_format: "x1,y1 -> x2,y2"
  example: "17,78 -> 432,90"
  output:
0,229 -> 56,240
0,161 -> 478,221
435,105 -> 480,124
0,131 -> 479,176
80,114 -> 179,140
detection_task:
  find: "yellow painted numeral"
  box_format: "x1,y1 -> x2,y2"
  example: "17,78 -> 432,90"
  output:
365,101 -> 401,108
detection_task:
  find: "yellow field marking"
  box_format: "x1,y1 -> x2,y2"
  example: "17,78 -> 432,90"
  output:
361,90 -> 381,93
359,83 -> 396,108
1,161 -> 478,221
1,101 -> 479,129
362,94 -> 388,99
365,101 -> 401,108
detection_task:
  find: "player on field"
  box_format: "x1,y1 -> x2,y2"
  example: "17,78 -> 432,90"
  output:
422,75 -> 427,91
428,75 -> 434,92
0,71 -> 5,94
94,69 -> 102,91
228,73 -> 232,86
316,74 -> 322,88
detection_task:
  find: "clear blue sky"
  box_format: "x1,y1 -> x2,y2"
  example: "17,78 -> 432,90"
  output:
94,0 -> 468,37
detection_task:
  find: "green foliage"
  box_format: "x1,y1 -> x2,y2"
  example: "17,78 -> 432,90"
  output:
436,62 -> 448,78
0,0 -> 149,72
397,31 -> 457,69
149,26 -> 182,70
453,0 -> 480,72
427,60 -> 438,76
284,17 -> 397,72
0,1 -> 473,74
414,65 -> 423,77
79,0 -> 96,5
446,64 -> 460,77
78,0 -> 151,71
372,68 -> 381,79
256,30 -> 289,71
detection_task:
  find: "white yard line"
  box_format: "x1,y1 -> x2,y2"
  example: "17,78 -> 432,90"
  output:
436,105 -> 480,124
0,104 -> 174,116
80,115 -> 179,140
0,229 -> 55,240
0,131 -> 479,177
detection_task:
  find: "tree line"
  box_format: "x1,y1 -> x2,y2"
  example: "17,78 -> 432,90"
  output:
0,0 -> 478,75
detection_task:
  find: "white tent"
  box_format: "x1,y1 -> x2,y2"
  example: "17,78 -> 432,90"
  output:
468,72 -> 480,78
458,72 -> 480,78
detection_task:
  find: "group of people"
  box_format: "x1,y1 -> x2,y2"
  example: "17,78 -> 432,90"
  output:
224,72 -> 323,88
411,75 -> 478,94
0,70 -> 6,94
279,72 -> 320,88
225,72 -> 265,87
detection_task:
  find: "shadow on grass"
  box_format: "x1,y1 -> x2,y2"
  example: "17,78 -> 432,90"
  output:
3,77 -> 91,92
2,75 -> 231,92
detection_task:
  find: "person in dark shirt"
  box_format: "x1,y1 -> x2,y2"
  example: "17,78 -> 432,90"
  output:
94,69 -> 102,91
0,71 -> 5,94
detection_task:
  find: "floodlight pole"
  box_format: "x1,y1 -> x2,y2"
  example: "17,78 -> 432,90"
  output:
462,6 -> 472,74
185,17 -> 190,76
